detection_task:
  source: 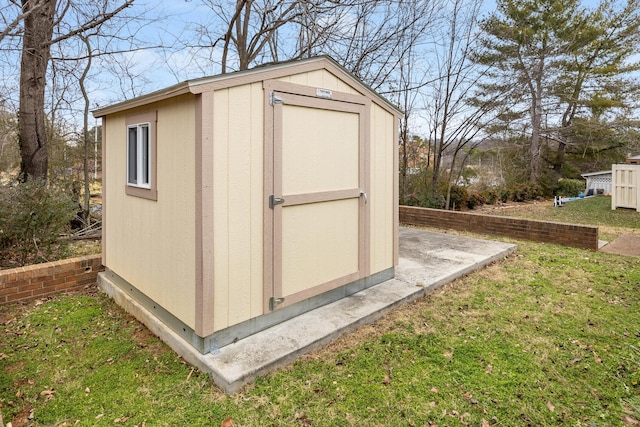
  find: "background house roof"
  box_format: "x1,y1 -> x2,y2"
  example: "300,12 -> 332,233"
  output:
580,170 -> 612,178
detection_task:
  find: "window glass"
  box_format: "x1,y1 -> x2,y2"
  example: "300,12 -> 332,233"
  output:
127,123 -> 150,188
128,126 -> 138,185
141,124 -> 149,185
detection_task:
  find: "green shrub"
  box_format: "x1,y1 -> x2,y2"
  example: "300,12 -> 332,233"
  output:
466,190 -> 487,210
403,190 -> 446,209
402,192 -> 420,206
554,178 -> 585,197
419,191 -> 446,209
479,189 -> 500,205
0,179 -> 76,267
445,184 -> 469,210
507,182 -> 543,202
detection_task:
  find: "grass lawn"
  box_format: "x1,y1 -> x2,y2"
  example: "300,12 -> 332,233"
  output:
2,196 -> 640,426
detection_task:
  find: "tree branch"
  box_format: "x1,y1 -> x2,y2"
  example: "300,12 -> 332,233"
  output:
47,0 -> 134,46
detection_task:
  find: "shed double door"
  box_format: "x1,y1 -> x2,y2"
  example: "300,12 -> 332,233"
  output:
264,81 -> 370,312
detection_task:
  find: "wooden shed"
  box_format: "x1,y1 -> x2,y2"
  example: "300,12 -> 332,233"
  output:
93,56 -> 401,354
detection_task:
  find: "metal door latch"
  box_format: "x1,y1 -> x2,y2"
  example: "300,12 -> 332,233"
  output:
359,189 -> 368,204
269,195 -> 285,209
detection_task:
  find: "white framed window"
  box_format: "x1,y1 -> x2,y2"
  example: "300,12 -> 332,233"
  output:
127,123 -> 150,187
125,111 -> 157,200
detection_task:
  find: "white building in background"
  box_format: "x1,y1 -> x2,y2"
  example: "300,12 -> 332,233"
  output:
581,170 -> 612,195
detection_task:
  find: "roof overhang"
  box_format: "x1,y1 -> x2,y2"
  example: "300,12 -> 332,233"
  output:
580,170 -> 612,178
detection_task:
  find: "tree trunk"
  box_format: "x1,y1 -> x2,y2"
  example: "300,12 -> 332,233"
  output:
18,0 -> 55,182
399,121 -> 409,203
553,140 -> 565,172
80,35 -> 92,225
529,64 -> 544,184
530,98 -> 542,184
236,0 -> 251,71
431,139 -> 441,189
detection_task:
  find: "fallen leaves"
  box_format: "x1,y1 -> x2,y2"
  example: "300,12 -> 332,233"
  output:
624,415 -> 640,425
463,392 -> 478,405
40,388 -> 55,402
220,417 -> 235,427
294,412 -> 312,426
447,409 -> 472,425
546,401 -> 555,412
568,339 -> 604,365
592,350 -> 603,364
382,362 -> 393,385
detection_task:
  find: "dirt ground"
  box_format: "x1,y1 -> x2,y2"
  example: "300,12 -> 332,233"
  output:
472,199 -> 556,214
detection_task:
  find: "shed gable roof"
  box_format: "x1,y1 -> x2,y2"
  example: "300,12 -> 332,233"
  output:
92,56 -> 402,118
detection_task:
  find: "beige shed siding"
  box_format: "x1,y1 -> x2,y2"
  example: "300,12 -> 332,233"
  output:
276,68 -> 396,274
277,69 -> 359,94
211,82 -> 265,332
105,94 -> 197,328
370,103 -> 396,274
210,69 -> 377,332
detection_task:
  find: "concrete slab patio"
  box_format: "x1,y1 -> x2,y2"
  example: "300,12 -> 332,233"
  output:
98,227 -> 517,393
599,234 -> 640,257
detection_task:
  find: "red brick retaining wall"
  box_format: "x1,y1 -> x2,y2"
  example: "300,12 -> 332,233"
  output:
0,254 -> 103,305
400,206 -> 599,251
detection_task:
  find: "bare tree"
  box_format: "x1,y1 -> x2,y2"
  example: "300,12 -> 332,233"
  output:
318,0 -> 439,91
190,0 -> 442,89
0,0 -> 48,44
0,102 -> 19,173
387,4 -> 439,203
419,0 -> 501,209
18,0 -> 57,181
78,33 -> 91,223
17,0 -> 133,182
197,0 -> 313,73
397,50 -> 421,204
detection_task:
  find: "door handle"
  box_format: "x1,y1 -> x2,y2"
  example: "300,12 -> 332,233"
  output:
359,190 -> 368,204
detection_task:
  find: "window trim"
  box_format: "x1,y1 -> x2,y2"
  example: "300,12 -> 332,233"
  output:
125,111 -> 157,200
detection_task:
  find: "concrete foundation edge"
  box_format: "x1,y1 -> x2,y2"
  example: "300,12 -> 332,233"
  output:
97,239 -> 516,393
97,273 -> 228,389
